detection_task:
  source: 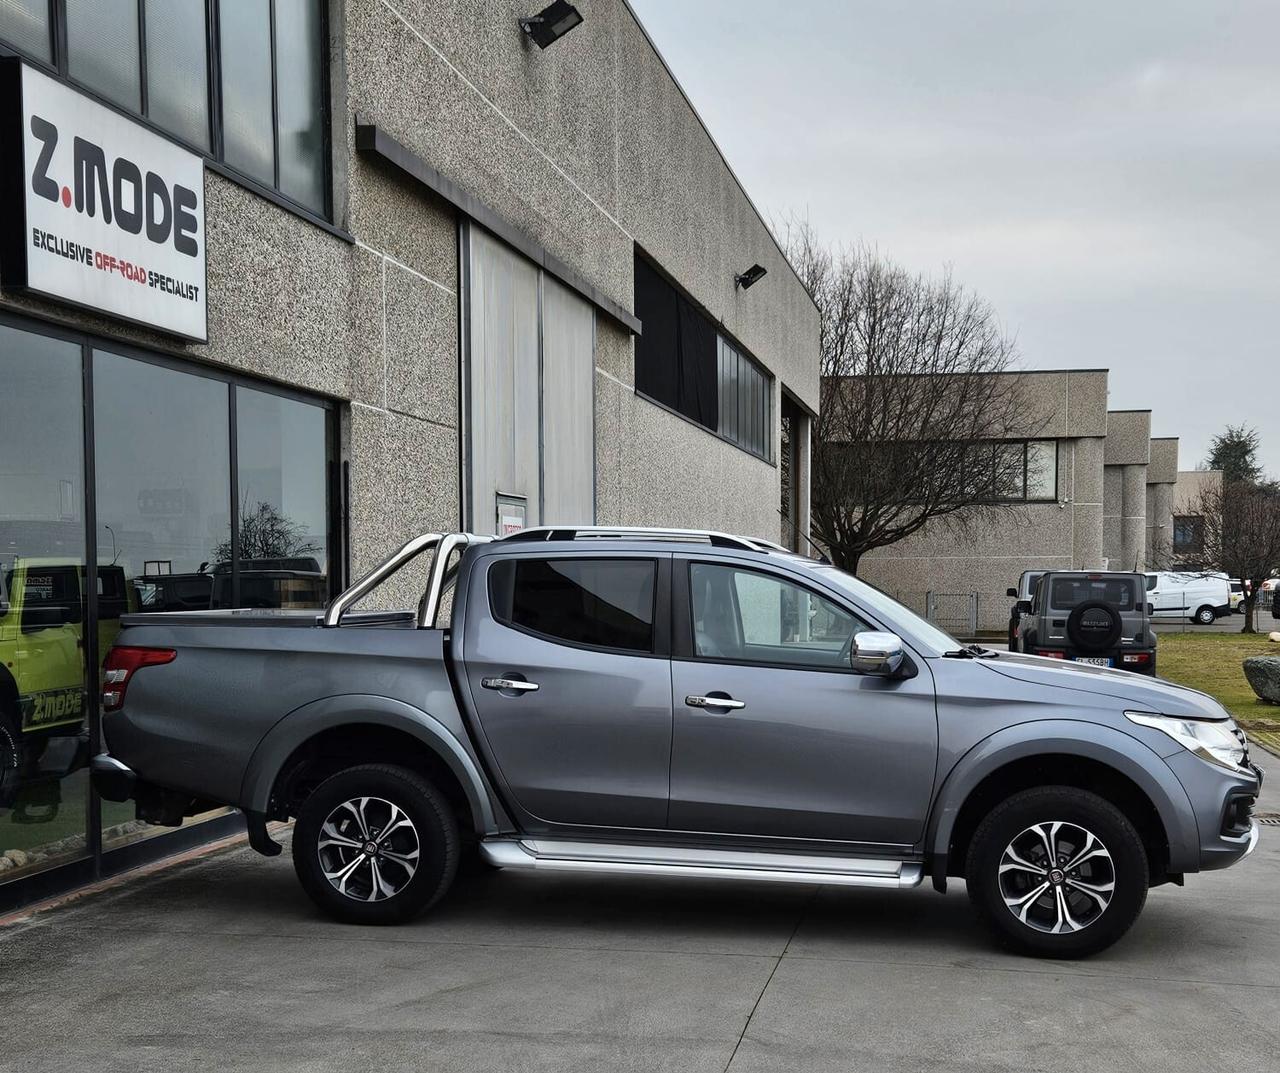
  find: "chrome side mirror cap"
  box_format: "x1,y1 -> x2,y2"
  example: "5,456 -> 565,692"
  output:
851,631 -> 906,677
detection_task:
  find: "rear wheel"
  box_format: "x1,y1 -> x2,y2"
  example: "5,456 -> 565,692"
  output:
292,763 -> 459,925
0,711 -> 20,810
1194,605 -> 1217,625
966,786 -> 1148,958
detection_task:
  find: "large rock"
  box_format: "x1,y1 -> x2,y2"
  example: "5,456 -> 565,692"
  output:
1243,656 -> 1280,703
1270,631 -> 1280,643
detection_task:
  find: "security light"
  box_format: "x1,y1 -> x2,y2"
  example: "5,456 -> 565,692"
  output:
520,1 -> 583,49
735,264 -> 768,290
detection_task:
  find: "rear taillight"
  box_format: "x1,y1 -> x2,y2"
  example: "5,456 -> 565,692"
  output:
1033,649 -> 1067,659
102,646 -> 175,711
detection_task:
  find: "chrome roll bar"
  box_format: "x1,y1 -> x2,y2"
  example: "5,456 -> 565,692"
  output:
322,532 -> 492,629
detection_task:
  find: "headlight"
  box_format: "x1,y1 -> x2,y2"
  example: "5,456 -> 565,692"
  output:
1126,711 -> 1246,771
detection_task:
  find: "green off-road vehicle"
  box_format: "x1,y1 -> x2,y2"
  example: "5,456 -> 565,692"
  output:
0,559 -> 131,814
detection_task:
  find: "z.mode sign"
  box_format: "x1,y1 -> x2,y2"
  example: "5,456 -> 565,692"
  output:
3,64 -> 207,341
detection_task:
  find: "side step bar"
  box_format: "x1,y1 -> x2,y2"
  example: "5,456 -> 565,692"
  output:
479,839 -> 924,889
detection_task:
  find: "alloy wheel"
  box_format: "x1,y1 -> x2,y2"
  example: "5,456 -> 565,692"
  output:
998,821 -> 1115,934
316,796 -> 421,902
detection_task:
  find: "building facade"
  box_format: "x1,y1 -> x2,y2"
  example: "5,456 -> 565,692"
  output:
0,1 -> 818,905
857,371 -> 1182,632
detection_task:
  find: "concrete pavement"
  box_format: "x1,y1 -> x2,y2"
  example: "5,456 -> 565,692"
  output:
1,777 -> 1277,1073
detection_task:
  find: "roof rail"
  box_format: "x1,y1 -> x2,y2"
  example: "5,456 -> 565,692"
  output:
501,526 -> 769,553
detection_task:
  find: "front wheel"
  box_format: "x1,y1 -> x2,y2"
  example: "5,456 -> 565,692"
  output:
966,786 -> 1148,958
1194,605 -> 1217,625
292,763 -> 459,925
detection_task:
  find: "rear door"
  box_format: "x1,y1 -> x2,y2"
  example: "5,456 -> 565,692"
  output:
667,558 -> 937,847
460,551 -> 673,832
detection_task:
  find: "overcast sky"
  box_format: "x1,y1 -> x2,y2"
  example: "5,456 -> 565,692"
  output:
629,0 -> 1280,477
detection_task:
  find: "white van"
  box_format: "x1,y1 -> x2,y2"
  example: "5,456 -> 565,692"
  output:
1144,571 -> 1232,624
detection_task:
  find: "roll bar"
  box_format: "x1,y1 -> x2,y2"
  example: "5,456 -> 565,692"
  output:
322,532 -> 491,628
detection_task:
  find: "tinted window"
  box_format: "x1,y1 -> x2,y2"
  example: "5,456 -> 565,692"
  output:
66,0 -> 141,111
490,558 -> 656,653
144,0 -> 210,149
690,563 -> 869,669
0,0 -> 51,61
219,0 -> 274,186
1049,577 -> 1139,611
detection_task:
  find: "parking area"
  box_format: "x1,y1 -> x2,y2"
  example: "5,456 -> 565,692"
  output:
1,773 -> 1276,1073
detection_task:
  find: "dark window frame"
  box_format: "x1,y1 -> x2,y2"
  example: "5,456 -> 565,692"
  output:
0,0 -> 336,230
633,249 -> 775,465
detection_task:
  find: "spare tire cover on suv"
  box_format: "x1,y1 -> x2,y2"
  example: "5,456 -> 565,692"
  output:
1066,601 -> 1122,653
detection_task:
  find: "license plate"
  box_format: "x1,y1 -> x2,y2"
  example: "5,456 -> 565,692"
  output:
1073,657 -> 1112,667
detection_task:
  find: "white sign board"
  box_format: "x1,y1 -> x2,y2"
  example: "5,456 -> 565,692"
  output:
496,494 -> 527,536
7,64 -> 207,340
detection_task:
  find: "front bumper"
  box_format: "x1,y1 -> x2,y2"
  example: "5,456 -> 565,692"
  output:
1165,752 -> 1265,872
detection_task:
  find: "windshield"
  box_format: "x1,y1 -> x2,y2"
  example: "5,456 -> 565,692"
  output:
802,560 -> 960,655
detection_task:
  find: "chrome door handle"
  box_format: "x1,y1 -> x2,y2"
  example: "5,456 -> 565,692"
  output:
481,677 -> 540,693
685,694 -> 746,710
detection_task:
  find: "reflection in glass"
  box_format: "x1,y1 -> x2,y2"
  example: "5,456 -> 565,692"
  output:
94,351 -> 231,849
275,0 -> 327,212
0,0 -> 51,61
144,0 -> 210,149
219,0 -> 275,186
66,0 -> 142,112
0,326 -> 90,882
235,387 -> 329,608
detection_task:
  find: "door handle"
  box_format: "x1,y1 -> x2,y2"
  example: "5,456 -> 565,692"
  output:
481,677 -> 539,693
685,694 -> 746,711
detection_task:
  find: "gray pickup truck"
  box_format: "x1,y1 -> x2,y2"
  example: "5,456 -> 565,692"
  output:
92,527 -> 1262,958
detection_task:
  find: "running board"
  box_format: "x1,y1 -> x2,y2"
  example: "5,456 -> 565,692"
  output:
479,839 -> 924,889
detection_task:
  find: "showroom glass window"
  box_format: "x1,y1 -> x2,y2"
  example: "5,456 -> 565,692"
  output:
0,1 -> 330,217
0,326 -> 90,885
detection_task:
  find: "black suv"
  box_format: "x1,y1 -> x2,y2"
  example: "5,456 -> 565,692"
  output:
1011,571 -> 1157,675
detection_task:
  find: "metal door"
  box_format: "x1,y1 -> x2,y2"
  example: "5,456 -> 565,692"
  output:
669,559 -> 938,846
460,552 -> 672,832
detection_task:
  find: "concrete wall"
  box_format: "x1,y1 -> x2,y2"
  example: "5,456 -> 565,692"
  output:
1145,437 -> 1179,568
858,369 -> 1109,629
1102,410 -> 1151,572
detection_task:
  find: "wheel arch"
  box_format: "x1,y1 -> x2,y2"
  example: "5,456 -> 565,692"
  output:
927,723 -> 1200,890
239,694 -> 502,836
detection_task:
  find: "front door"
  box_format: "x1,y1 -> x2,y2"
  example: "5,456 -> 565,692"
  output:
461,552 -> 672,832
668,560 -> 937,847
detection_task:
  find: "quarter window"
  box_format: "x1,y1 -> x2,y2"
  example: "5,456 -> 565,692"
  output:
689,563 -> 869,669
490,558 -> 657,653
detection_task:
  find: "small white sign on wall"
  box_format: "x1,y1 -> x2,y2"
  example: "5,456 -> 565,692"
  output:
1,62 -> 207,341
496,494 -> 527,536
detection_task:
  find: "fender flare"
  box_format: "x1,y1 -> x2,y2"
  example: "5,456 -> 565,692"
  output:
238,693 -> 499,833
926,720 -> 1201,877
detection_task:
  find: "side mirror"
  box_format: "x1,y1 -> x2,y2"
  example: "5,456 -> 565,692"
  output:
1147,602 -> 1155,616
1015,600 -> 1032,614
1006,587 -> 1018,598
851,631 -> 907,677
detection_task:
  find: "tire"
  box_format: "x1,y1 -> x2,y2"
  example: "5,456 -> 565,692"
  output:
292,763 -> 459,925
965,786 -> 1148,958
0,710 -> 22,810
1194,605 -> 1216,625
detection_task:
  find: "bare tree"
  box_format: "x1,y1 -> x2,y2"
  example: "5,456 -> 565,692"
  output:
214,500 -> 320,565
781,218 -> 1035,573
1191,480 -> 1280,633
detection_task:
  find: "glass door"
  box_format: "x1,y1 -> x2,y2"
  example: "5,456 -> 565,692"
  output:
0,326 -> 91,882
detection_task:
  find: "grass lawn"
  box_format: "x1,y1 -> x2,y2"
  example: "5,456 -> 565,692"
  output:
1157,632 -> 1280,755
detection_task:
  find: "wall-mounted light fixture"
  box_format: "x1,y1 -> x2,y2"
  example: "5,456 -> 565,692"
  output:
735,264 -> 768,290
520,1 -> 583,49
